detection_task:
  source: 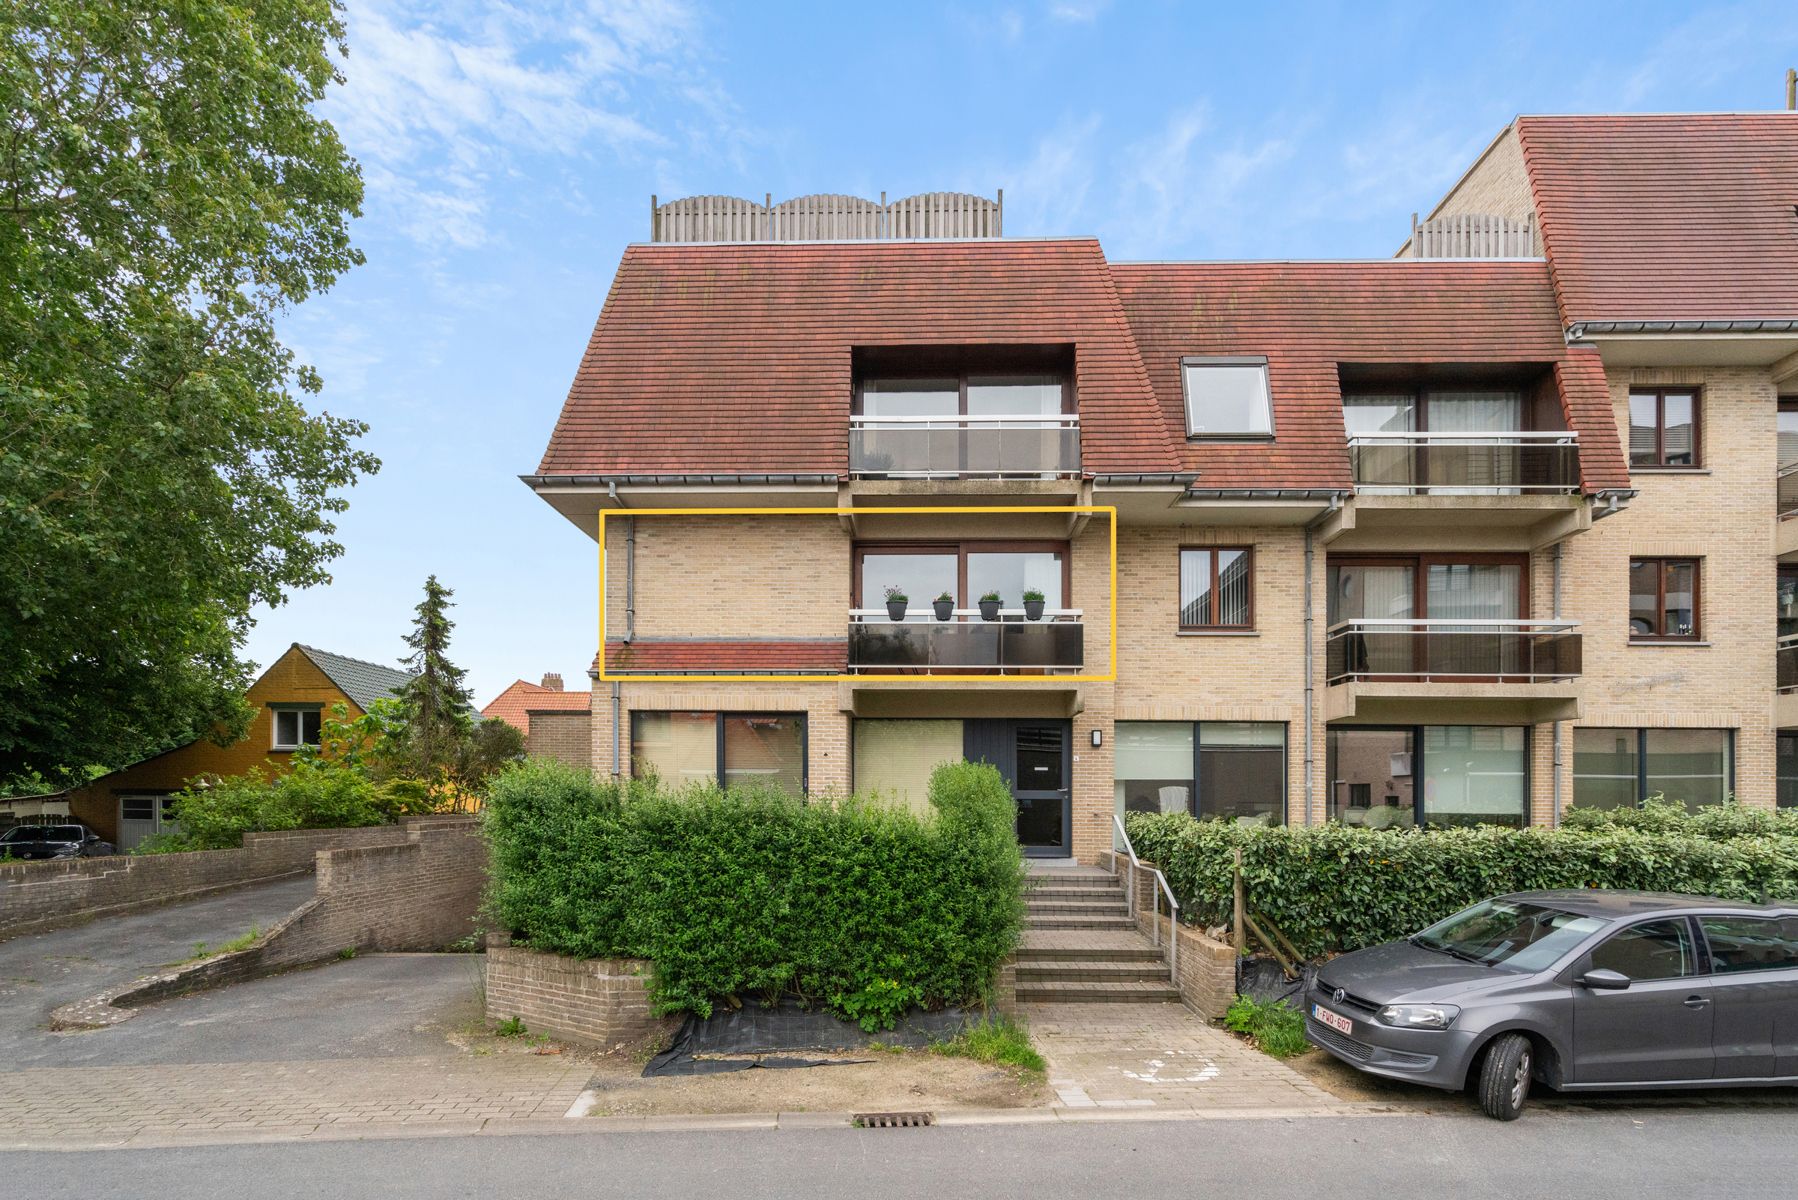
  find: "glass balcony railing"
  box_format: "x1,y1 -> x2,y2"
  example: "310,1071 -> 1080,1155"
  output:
1325,620 -> 1583,684
1780,633 -> 1798,693
847,609 -> 1084,673
848,415 -> 1080,479
1779,463 -> 1798,519
1347,432 -> 1580,494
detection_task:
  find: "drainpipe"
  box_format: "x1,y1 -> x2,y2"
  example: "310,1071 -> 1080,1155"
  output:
1550,541 -> 1564,827
1303,493 -> 1345,826
606,481 -> 635,778
610,681 -> 623,779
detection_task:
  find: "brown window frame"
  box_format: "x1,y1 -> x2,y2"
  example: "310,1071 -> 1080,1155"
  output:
852,540 -> 1072,609
1627,387 -> 1702,469
1628,557 -> 1702,642
1177,545 -> 1256,631
852,370 -> 1075,418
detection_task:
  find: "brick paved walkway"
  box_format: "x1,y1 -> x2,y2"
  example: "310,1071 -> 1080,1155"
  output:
0,1055 -> 589,1149
1022,1002 -> 1347,1115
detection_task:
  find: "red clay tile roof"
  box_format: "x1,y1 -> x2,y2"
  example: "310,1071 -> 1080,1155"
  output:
1109,259 -> 1631,492
1517,113 -> 1798,325
601,640 -> 846,674
481,681 -> 591,734
536,239 -> 1179,478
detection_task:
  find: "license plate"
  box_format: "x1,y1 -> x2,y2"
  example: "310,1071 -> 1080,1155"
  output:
1312,1004 -> 1353,1035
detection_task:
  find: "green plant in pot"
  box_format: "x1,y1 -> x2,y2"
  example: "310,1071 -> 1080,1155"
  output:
933,591 -> 955,621
978,591 -> 1002,621
1022,587 -> 1046,621
884,585 -> 909,622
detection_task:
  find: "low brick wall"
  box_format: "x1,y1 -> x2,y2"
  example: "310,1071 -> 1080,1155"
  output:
1102,851 -> 1239,1020
484,939 -> 672,1049
0,821 -> 465,942
52,818 -> 487,1029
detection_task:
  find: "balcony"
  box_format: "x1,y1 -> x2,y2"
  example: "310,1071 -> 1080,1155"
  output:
1324,619 -> 1583,724
1348,431 -> 1580,494
848,415 -> 1080,480
846,609 -> 1084,674
1779,635 -> 1798,728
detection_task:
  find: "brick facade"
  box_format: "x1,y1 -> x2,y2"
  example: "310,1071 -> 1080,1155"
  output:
484,942 -> 673,1048
526,708 -> 593,771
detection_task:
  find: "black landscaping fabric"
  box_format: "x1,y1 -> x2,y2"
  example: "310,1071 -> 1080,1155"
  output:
643,1000 -> 973,1076
1237,956 -> 1316,1008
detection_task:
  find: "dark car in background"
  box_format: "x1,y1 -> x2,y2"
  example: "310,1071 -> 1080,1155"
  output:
1305,891 -> 1798,1119
0,823 -> 116,861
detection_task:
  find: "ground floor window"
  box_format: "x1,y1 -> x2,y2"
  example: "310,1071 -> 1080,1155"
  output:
118,794 -> 180,852
1114,721 -> 1286,825
852,719 -> 964,813
1572,727 -> 1731,812
1781,734 -> 1798,810
1326,725 -> 1527,828
630,711 -> 807,794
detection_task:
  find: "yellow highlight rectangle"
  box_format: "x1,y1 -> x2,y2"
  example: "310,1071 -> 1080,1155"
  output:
598,505 -> 1117,683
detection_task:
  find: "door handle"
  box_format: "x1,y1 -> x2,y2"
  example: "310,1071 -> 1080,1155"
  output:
1682,995 -> 1711,1009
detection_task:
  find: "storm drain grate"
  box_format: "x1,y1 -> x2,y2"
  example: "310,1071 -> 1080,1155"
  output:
853,1111 -> 935,1129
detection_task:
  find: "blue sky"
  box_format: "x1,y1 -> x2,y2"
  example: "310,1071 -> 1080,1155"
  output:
261,0 -> 1798,704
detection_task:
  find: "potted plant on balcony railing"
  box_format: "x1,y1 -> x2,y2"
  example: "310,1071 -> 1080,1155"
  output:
933,591 -> 955,622
884,586 -> 908,623
1022,587 -> 1046,621
978,591 -> 1002,621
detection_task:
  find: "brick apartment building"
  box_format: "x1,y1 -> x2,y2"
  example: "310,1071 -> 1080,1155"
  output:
525,112 -> 1798,864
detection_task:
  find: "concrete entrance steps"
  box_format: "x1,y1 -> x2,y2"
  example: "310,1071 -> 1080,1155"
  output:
1017,869 -> 1181,1003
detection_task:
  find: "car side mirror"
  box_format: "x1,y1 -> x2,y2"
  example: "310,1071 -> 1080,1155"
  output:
1578,968 -> 1632,991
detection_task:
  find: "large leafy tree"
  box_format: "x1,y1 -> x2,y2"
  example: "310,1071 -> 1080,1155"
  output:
0,2 -> 377,782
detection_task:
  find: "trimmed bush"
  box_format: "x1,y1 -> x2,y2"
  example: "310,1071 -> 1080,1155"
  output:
140,760 -> 403,852
484,759 -> 1027,1030
1127,809 -> 1798,959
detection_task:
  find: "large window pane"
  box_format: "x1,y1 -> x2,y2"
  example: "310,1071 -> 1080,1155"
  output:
1426,563 -> 1520,621
1182,361 -> 1272,436
1628,560 -> 1659,637
967,551 -> 1062,610
722,715 -> 806,795
632,712 -> 718,787
1199,722 -> 1284,824
1423,725 -> 1526,828
1780,734 -> 1798,810
1114,722 -> 1193,816
1663,561 -> 1697,637
1661,393 -> 1696,465
1182,548 -> 1252,628
966,375 -> 1062,416
859,552 -> 957,621
861,378 -> 958,418
1179,549 -> 1215,627
1217,549 -> 1251,626
1627,393 -> 1659,465
1326,728 -> 1415,826
1780,403 -> 1798,469
1644,728 -> 1729,811
854,720 -> 963,814
1573,728 -> 1639,810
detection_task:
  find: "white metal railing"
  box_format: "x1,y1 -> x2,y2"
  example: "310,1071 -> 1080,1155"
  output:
1325,618 -> 1583,683
1112,813 -> 1179,986
848,413 -> 1081,479
1346,430 -> 1580,494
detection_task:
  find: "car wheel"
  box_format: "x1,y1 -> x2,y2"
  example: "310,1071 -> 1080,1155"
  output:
1477,1032 -> 1533,1121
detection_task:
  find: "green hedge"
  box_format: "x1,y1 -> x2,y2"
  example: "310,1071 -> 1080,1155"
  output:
1125,809 -> 1798,959
484,759 -> 1027,1030
137,761 -> 406,852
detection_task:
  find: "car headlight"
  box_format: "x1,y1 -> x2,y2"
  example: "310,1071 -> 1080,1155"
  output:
1377,1003 -> 1459,1030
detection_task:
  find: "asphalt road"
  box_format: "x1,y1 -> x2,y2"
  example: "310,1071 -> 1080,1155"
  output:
8,1108 -> 1797,1199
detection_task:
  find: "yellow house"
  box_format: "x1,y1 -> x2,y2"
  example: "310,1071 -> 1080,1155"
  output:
66,644 -> 414,849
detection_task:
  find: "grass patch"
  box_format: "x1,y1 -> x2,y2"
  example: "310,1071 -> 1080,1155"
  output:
494,1015 -> 527,1038
931,1015 -> 1045,1074
1223,995 -> 1310,1059
179,926 -> 261,964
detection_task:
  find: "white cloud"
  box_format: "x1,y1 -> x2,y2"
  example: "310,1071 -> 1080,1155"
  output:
1100,105 -> 1294,255
995,115 -> 1103,236
327,0 -> 720,249
1047,0 -> 1110,22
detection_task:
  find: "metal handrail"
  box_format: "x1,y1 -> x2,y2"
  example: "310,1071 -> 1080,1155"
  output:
849,607 -> 1083,621
1112,813 -> 1179,986
849,413 -> 1080,426
1326,618 -> 1578,633
1345,430 -> 1577,443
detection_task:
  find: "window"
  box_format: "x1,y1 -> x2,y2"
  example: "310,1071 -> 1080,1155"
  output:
1629,558 -> 1699,640
856,541 -> 1065,620
859,372 -> 1068,419
1627,388 -> 1699,468
1700,916 -> 1798,974
1779,398 -> 1798,469
1780,734 -> 1798,810
630,712 -> 807,794
853,719 -> 965,814
1588,919 -> 1697,982
271,707 -> 322,750
1181,357 -> 1273,438
1179,547 -> 1253,629
1573,727 -> 1732,812
1327,725 -> 1528,828
1114,722 -> 1286,824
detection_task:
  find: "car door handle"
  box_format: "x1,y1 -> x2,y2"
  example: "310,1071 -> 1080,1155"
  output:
1683,995 -> 1711,1009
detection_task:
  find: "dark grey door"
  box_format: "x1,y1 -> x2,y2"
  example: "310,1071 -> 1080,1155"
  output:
1698,914 -> 1798,1080
964,719 -> 1071,857
1571,917 -> 1714,1084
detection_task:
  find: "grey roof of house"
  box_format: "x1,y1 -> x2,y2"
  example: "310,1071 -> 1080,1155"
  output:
293,644 -> 416,712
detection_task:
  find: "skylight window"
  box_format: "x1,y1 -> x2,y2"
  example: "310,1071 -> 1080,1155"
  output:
1181,357 -> 1273,438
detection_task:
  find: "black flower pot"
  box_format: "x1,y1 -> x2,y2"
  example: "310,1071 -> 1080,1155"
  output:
933,599 -> 954,621
1024,599 -> 1046,621
886,600 -> 908,622
979,599 -> 1001,621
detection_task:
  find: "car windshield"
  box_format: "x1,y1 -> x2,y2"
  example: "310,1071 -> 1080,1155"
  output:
1411,899 -> 1607,973
46,826 -> 84,841
2,826 -> 45,842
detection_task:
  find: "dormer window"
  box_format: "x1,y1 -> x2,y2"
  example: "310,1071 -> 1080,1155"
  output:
272,706 -> 322,751
1181,357 -> 1273,438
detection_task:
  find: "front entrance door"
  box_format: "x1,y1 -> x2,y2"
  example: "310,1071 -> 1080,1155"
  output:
964,719 -> 1071,856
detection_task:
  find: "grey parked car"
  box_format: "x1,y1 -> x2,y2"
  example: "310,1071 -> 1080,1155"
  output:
1305,891 -> 1798,1119
0,823 -> 115,860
